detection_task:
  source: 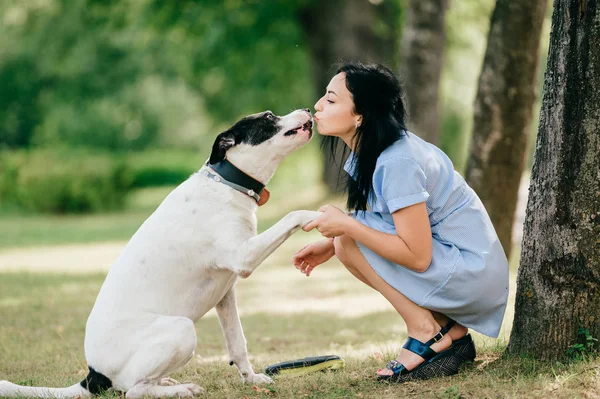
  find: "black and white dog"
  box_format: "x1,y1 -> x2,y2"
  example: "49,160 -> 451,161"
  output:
0,109 -> 320,398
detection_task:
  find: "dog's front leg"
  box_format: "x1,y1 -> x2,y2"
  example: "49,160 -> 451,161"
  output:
235,210 -> 320,278
216,287 -> 272,384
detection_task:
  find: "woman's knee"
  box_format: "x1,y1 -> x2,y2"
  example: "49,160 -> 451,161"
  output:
333,235 -> 354,267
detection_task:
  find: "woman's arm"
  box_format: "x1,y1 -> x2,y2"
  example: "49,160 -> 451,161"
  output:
304,203 -> 432,273
345,203 -> 432,272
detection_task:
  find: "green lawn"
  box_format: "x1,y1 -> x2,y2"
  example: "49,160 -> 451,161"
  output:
1,236 -> 599,398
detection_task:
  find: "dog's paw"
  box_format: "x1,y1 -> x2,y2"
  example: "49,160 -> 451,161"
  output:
244,373 -> 273,385
291,210 -> 322,228
181,383 -> 204,396
167,384 -> 204,397
159,378 -> 179,386
238,269 -> 252,279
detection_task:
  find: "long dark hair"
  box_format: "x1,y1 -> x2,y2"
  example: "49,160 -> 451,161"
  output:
322,62 -> 408,212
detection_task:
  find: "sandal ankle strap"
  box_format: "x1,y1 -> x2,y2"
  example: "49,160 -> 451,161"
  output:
401,319 -> 457,361
439,319 -> 456,336
423,319 -> 455,346
429,331 -> 444,344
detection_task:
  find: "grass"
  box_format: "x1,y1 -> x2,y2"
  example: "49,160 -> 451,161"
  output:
1,236 -> 599,398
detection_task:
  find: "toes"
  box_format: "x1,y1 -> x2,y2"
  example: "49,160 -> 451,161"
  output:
247,373 -> 273,384
160,378 -> 179,386
184,384 -> 204,395
376,369 -> 393,377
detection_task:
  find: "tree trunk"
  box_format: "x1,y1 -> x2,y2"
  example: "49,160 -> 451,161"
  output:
508,0 -> 600,361
299,0 -> 399,193
400,0 -> 449,146
465,0 -> 549,259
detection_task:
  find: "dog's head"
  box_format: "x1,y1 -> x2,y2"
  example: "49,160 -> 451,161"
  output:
208,109 -> 313,165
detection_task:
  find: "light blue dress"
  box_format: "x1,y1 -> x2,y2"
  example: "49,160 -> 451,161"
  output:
344,132 -> 509,337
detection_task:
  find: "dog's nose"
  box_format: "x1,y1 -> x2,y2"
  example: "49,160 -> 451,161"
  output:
304,108 -> 312,114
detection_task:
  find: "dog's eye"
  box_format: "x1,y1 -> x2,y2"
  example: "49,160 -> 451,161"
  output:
265,112 -> 274,119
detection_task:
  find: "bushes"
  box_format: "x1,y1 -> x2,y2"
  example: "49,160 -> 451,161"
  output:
0,149 -> 205,214
0,150 -> 133,214
126,150 -> 203,188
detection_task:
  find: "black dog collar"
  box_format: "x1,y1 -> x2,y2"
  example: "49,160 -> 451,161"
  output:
205,159 -> 267,204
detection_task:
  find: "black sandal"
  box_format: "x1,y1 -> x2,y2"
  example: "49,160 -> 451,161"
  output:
452,333 -> 476,364
378,320 -> 460,383
437,319 -> 477,364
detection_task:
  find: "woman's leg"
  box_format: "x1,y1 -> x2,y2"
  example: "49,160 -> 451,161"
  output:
335,237 -> 374,289
334,235 -> 466,375
430,311 -> 468,341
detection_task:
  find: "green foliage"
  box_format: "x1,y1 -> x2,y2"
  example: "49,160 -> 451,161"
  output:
440,107 -> 470,173
0,0 -> 314,151
126,150 -> 204,188
33,98 -> 161,151
568,328 -> 598,360
142,0 -> 315,124
0,150 -> 133,213
131,167 -> 191,189
0,57 -> 46,148
0,0 -> 158,150
440,0 -> 496,172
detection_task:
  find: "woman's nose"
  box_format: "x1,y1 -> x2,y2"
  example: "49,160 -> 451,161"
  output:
314,99 -> 322,112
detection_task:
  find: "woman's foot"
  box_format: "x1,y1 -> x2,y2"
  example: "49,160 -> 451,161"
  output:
376,320 -> 468,377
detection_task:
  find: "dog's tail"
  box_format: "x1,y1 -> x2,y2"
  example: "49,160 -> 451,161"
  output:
0,381 -> 91,398
0,367 -> 111,398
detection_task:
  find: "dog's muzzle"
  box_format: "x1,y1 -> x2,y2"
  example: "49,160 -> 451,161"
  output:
284,120 -> 313,136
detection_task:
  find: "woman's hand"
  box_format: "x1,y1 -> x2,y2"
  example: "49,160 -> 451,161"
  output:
302,205 -> 352,238
292,238 -> 335,276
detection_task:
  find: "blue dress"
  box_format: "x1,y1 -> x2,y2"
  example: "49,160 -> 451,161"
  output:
344,132 -> 509,337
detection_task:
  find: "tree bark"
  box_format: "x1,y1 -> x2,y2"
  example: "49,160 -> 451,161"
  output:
508,0 -> 600,361
299,0 -> 399,193
400,0 -> 449,146
465,0 -> 549,258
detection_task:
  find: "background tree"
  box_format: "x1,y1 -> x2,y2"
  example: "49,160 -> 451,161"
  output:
465,0 -> 549,258
508,0 -> 600,360
299,0 -> 400,193
400,0 -> 449,146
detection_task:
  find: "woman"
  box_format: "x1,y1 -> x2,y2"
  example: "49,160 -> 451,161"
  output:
293,63 -> 509,382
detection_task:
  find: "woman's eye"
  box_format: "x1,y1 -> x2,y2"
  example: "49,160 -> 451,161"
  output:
327,100 -> 334,104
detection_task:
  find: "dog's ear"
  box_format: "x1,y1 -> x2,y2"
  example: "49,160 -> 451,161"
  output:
209,130 -> 238,164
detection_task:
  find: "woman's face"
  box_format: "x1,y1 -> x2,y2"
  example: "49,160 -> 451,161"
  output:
314,73 -> 362,145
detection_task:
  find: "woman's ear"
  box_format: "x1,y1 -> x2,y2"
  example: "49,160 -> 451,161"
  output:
355,115 -> 363,129
209,130 -> 237,164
